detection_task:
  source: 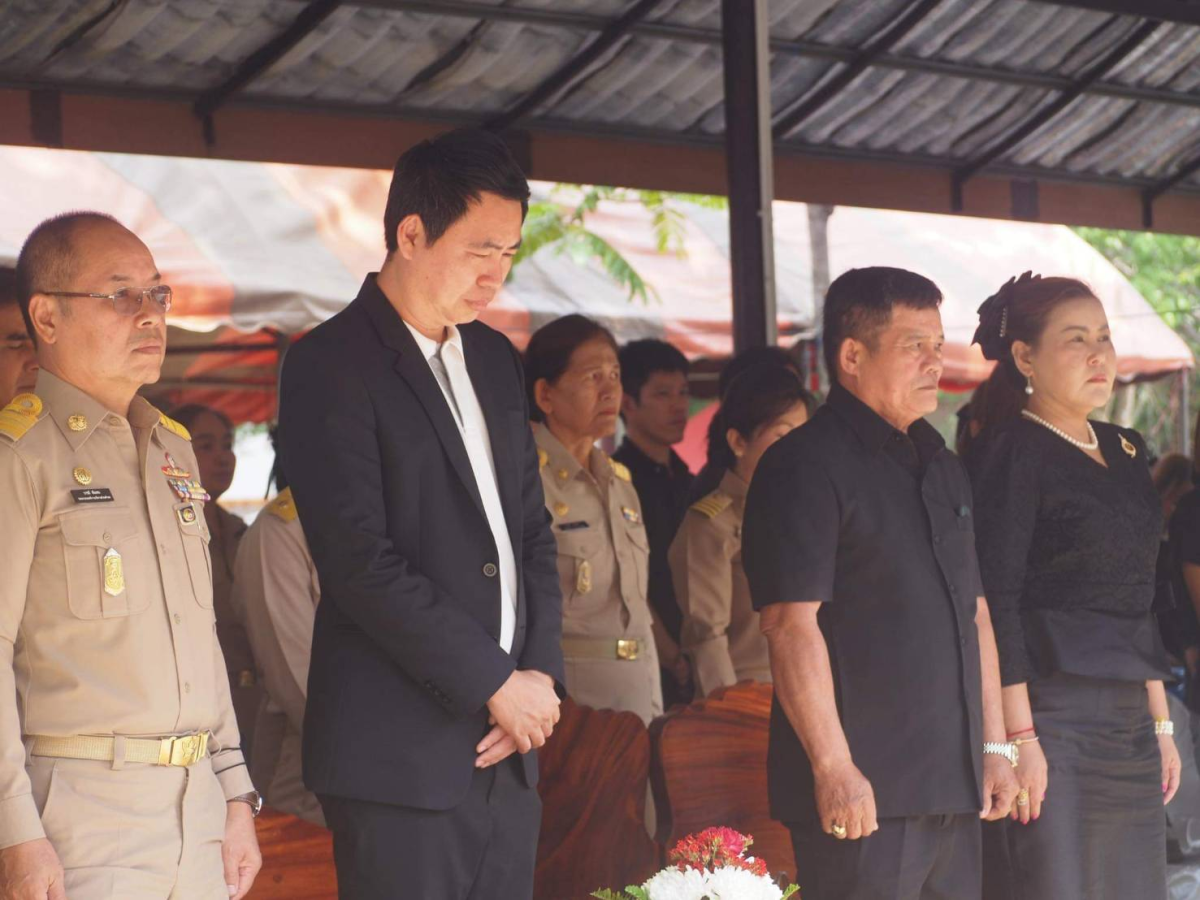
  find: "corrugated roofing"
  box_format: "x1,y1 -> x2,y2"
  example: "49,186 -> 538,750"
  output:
1,0 -> 1198,191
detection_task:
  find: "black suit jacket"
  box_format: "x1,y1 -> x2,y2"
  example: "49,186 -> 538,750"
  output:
278,275 -> 564,810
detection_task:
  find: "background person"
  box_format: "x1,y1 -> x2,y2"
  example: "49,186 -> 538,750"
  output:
688,345 -> 801,505
232,460 -> 324,826
613,338 -> 693,707
171,403 -> 260,760
670,363 -> 812,698
969,272 -> 1179,900
0,267 -> 37,407
527,315 -> 663,726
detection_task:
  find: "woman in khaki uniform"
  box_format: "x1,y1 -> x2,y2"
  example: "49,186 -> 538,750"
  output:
525,315 -> 663,725
171,404 -> 260,756
669,364 -> 813,698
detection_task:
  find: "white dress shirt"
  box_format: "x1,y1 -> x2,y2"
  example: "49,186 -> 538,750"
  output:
403,320 -> 518,653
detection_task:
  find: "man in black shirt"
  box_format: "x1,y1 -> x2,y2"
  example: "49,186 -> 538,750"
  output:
743,267 -> 1018,899
613,339 -> 693,705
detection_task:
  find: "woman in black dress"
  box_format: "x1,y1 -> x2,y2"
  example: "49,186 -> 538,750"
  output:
969,272 -> 1181,899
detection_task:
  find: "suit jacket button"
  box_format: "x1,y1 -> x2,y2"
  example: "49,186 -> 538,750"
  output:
483,563 -> 498,578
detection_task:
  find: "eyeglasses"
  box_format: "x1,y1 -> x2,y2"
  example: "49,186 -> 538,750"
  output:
42,285 -> 173,316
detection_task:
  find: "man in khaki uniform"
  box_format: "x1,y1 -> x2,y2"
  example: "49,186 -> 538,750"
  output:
0,268 -> 38,407
534,423 -> 663,725
669,469 -> 771,698
231,486 -> 324,826
0,213 -> 261,900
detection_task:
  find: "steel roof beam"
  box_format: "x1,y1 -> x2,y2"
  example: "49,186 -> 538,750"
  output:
485,0 -> 666,132
951,18 -> 1161,209
1028,0 -> 1200,27
335,0 -> 1200,111
771,0 -> 943,140
194,0 -> 343,123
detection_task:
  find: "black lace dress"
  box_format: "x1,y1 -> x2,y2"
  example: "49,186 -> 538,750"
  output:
971,416 -> 1169,900
971,417 -> 1170,686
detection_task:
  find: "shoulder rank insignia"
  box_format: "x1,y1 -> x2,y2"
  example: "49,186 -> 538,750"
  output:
691,491 -> 733,520
1119,433 -> 1137,459
158,412 -> 192,442
266,487 -> 299,523
538,448 -> 549,471
0,393 -> 42,442
610,459 -> 632,482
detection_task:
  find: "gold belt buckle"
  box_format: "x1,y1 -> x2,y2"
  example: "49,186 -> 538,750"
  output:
616,639 -> 639,661
161,732 -> 207,767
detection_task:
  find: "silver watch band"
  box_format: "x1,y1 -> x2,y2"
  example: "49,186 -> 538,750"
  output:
982,741 -> 1019,768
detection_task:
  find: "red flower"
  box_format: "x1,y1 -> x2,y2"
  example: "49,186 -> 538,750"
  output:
667,828 -> 759,872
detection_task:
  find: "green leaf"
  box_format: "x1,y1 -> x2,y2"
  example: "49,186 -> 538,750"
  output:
590,890 -> 630,900
562,227 -> 659,304
625,887 -> 651,900
781,885 -> 800,899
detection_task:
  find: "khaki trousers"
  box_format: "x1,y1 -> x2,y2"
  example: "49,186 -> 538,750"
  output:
27,754 -> 229,899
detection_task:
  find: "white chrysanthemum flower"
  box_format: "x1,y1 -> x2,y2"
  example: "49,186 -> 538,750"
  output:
642,866 -> 711,900
705,866 -> 784,900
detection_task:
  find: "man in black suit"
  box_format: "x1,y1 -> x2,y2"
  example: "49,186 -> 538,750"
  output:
278,128 -> 563,899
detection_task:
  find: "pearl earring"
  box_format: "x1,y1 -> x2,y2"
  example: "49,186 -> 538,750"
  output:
1025,376 -> 1034,396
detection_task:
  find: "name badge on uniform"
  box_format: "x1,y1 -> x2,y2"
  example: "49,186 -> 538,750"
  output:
102,548 -> 125,597
558,520 -> 589,531
71,488 -> 114,504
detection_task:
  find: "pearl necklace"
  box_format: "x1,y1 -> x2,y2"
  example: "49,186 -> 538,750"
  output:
1020,410 -> 1099,450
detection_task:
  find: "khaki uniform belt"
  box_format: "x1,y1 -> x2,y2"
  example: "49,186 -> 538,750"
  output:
561,636 -> 643,661
28,732 -> 210,767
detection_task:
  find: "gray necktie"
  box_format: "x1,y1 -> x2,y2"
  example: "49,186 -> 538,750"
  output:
428,347 -> 464,429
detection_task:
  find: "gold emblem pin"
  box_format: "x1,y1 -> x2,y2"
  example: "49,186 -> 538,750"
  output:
553,502 -> 570,518
177,504 -> 197,526
73,467 -> 92,486
67,415 -> 88,432
1120,434 -> 1137,458
576,559 -> 592,595
102,548 -> 125,597
557,468 -> 570,482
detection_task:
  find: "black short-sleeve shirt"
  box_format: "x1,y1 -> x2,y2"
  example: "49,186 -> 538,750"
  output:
612,439 -> 693,641
743,384 -> 983,826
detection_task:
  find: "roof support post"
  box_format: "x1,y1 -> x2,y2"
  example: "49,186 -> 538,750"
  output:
722,0 -> 776,353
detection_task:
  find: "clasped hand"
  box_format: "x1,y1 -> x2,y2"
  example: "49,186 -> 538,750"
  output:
477,669 -> 560,768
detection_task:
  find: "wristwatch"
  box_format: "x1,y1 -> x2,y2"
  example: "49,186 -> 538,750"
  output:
983,741 -> 1019,768
230,790 -> 264,818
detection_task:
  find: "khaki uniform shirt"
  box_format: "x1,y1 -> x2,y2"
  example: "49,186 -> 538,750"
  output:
669,468 -> 771,697
0,371 -> 252,847
231,488 -> 323,825
534,423 -> 662,723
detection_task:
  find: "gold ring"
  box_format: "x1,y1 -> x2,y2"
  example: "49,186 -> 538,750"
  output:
1017,789 -> 1030,807
831,824 -> 847,838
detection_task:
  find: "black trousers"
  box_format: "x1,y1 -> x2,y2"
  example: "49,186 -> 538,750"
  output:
982,673 -> 1166,900
319,757 -> 540,900
790,813 -> 981,900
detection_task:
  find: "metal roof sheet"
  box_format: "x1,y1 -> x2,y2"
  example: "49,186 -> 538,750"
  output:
2,0 -> 1199,192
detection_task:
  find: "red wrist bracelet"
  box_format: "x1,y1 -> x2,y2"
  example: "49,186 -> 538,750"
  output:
1007,726 -> 1035,740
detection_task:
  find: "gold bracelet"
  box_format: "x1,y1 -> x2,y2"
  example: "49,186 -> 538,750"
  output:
1155,718 -> 1174,737
1012,735 -> 1039,747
